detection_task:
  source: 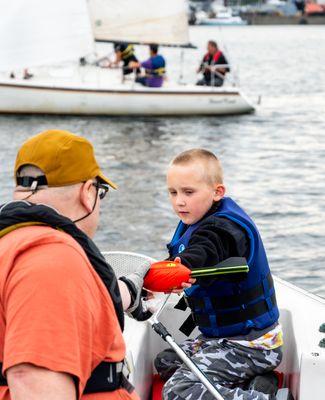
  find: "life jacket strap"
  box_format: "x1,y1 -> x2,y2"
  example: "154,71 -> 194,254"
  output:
146,67 -> 166,77
179,314 -> 196,337
176,274 -> 276,337
0,361 -> 133,394
153,67 -> 166,76
121,45 -> 135,60
174,295 -> 187,311
195,274 -> 274,311
195,293 -> 277,328
84,360 -> 133,394
0,367 -> 5,386
179,293 -> 277,337
203,51 -> 222,64
0,221 -> 47,239
16,175 -> 48,187
175,273 -> 273,312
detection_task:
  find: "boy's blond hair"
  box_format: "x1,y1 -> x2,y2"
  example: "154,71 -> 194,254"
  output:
171,149 -> 223,185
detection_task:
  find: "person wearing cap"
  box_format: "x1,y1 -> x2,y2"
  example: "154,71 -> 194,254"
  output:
0,129 -> 151,400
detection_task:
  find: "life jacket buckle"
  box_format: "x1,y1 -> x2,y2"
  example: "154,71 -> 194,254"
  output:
122,357 -> 132,377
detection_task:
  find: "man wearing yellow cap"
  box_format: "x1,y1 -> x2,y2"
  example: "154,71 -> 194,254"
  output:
0,130 -> 149,400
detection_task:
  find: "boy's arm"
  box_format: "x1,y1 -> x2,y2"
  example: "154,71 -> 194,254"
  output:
170,218 -> 249,271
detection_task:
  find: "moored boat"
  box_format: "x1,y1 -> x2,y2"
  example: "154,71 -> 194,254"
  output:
198,7 -> 247,26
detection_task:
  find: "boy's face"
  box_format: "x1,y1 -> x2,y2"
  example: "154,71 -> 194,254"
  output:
167,162 -> 225,225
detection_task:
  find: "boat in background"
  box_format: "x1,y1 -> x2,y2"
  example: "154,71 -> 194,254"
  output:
105,251 -> 325,400
198,6 -> 247,26
0,0 -> 254,116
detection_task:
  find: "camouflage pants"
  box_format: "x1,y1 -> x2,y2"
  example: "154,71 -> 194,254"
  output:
156,335 -> 282,400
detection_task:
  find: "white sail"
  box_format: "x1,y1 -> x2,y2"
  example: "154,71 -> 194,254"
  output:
89,0 -> 190,46
0,0 -> 94,71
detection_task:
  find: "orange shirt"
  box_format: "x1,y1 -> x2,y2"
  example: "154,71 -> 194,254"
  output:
0,226 -> 139,400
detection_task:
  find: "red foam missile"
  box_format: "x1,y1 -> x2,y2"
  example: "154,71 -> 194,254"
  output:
143,260 -> 191,292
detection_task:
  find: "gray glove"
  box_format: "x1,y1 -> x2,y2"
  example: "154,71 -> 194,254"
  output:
119,260 -> 152,321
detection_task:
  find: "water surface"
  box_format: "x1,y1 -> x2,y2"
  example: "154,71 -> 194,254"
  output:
1,26 -> 324,296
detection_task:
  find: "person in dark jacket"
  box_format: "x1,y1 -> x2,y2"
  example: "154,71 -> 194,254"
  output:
197,40 -> 230,87
109,42 -> 140,75
156,149 -> 283,400
129,44 -> 166,88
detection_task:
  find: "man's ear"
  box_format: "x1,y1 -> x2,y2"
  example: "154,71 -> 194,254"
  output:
79,180 -> 94,212
213,184 -> 226,202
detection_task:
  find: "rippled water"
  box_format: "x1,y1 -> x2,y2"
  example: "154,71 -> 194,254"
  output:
0,26 -> 324,297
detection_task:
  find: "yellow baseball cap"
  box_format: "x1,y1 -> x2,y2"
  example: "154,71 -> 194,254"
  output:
14,129 -> 117,189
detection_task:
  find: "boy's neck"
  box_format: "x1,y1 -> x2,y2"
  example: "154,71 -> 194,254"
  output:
206,200 -> 221,217
184,200 -> 222,228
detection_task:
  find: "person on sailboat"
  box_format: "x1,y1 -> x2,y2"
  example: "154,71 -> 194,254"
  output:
129,44 -> 166,88
109,42 -> 140,76
0,129 -> 152,400
155,149 -> 283,400
9,68 -> 33,80
197,40 -> 230,87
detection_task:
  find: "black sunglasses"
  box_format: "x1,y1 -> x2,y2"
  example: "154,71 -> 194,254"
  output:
92,182 -> 109,200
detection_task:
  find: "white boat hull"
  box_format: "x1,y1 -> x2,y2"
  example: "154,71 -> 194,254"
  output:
0,79 -> 254,116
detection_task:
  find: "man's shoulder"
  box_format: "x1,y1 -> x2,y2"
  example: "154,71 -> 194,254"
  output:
5,226 -> 99,290
220,52 -> 229,65
1,225 -> 88,264
0,226 -> 99,303
7,224 -> 80,244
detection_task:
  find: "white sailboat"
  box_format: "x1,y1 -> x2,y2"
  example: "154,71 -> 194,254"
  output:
0,0 -> 254,116
106,251 -> 325,400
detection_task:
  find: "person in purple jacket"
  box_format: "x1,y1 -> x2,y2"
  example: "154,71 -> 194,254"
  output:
129,44 -> 166,88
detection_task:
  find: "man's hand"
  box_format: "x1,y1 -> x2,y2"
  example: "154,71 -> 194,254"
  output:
119,260 -> 152,321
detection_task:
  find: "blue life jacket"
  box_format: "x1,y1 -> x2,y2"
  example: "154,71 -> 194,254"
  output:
167,197 -> 279,338
146,55 -> 166,77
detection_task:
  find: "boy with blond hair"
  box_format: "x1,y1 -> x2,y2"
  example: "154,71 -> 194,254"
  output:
157,149 -> 283,400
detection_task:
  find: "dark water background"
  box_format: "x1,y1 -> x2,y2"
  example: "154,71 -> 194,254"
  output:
0,26 -> 324,297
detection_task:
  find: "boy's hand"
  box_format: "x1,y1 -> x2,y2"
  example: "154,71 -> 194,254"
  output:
169,257 -> 196,294
170,278 -> 196,294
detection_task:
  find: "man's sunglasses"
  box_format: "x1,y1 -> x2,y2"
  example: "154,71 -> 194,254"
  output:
92,182 -> 109,200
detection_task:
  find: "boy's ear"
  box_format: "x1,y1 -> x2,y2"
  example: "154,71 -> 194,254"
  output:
213,184 -> 226,201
